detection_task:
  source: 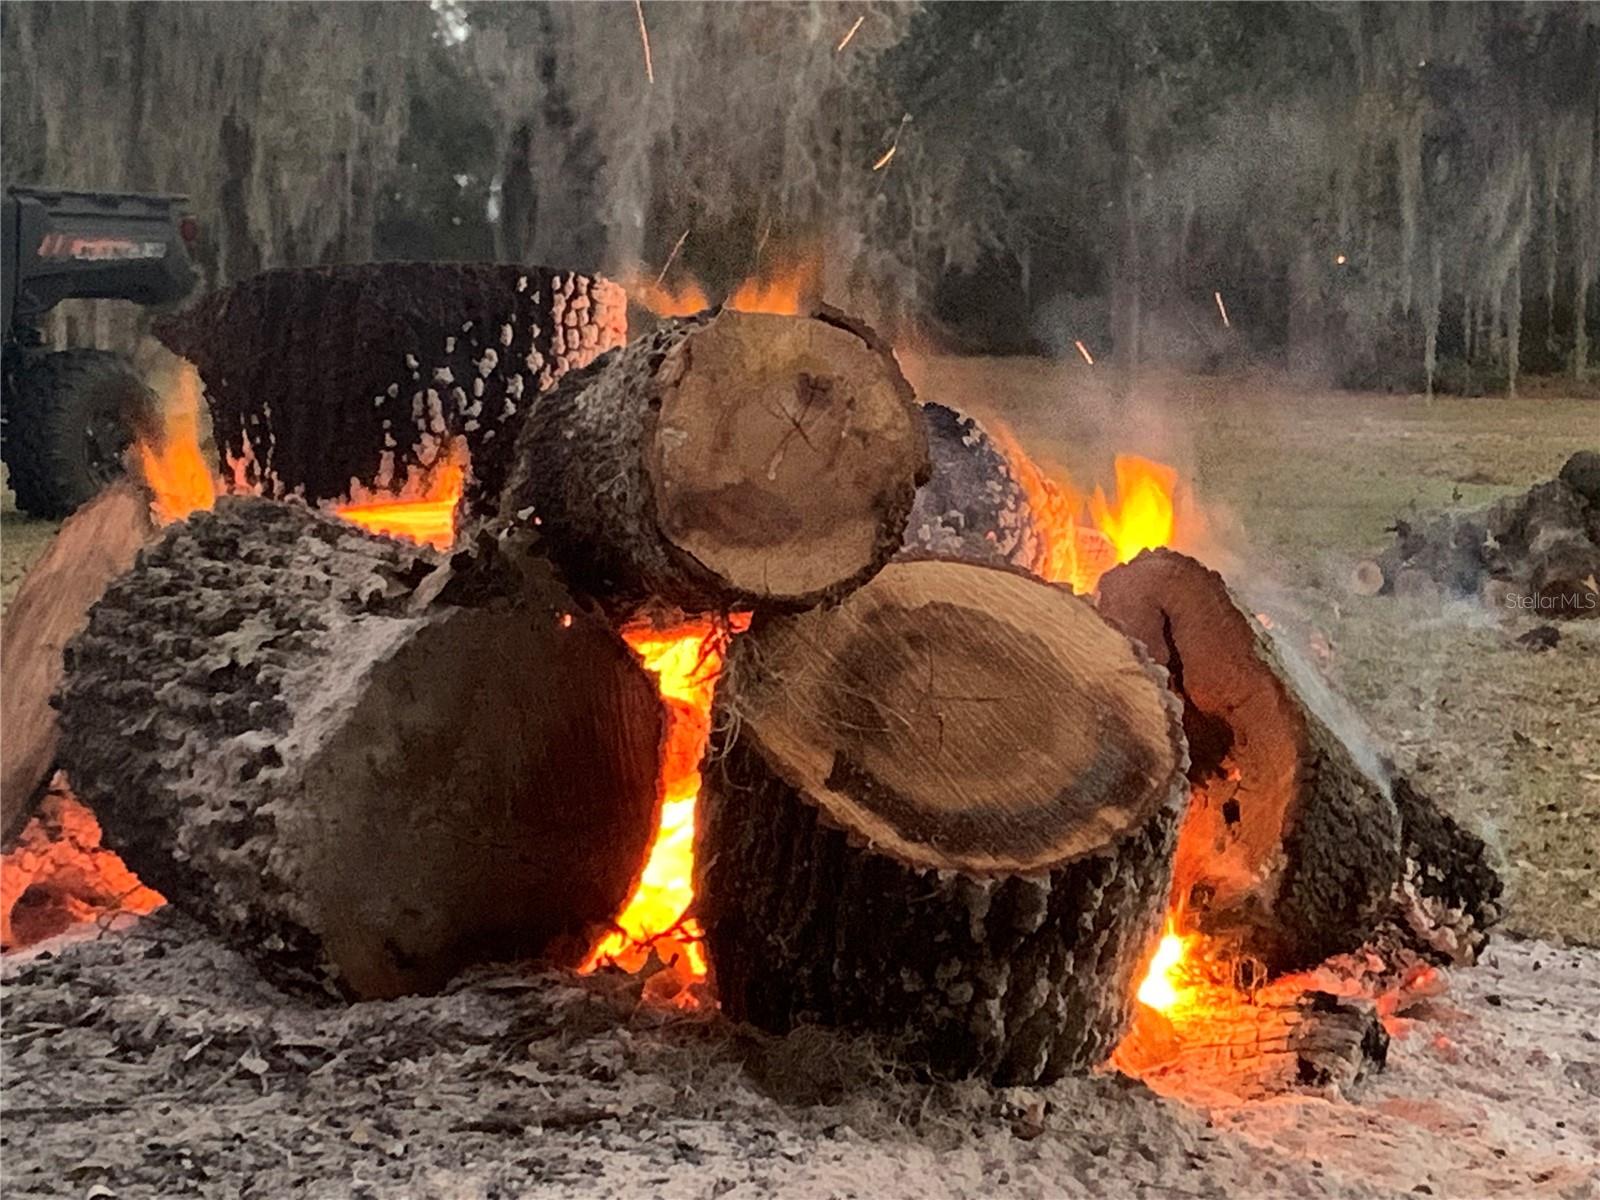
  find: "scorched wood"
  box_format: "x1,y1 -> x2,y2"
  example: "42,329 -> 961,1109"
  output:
900,402 -> 1040,568
696,558 -> 1189,1083
1,481 -> 157,844
154,263 -> 626,510
495,307 -> 929,617
1097,549 -> 1404,972
55,498 -> 663,999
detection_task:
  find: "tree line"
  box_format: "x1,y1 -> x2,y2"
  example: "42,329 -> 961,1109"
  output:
3,1 -> 1595,392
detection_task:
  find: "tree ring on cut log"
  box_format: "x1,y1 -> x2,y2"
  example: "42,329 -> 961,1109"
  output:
649,312 -> 924,602
698,558 -> 1190,1082
1097,548 -> 1403,971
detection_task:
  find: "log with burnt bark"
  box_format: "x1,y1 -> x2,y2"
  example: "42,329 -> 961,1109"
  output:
55,498 -> 663,999
1363,450 -> 1600,618
1385,766 -> 1503,963
900,402 -> 1040,568
1,481 -> 157,845
154,263 -> 626,510
696,558 -> 1190,1083
1097,549 -> 1404,972
496,307 -> 929,617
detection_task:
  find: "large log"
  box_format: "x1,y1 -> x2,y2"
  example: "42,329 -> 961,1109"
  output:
697,559 -> 1189,1083
900,402 -> 1040,568
154,263 -> 626,511
1097,549 -> 1403,972
1,481 -> 157,844
56,498 -> 664,999
496,307 -> 929,616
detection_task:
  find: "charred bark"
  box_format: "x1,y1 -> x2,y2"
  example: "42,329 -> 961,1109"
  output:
1098,549 -> 1404,972
697,559 -> 1189,1082
496,307 -> 929,618
154,263 -> 626,511
56,498 -> 663,999
900,402 -> 1040,569
1,481 -> 157,844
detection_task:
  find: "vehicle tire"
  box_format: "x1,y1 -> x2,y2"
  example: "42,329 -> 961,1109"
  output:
2,349 -> 149,518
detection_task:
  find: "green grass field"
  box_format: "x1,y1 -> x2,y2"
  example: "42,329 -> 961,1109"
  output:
4,365 -> 1597,942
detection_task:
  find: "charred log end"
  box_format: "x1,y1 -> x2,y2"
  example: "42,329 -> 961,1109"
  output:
698,559 -> 1188,1083
647,310 -> 929,609
901,402 -> 1042,569
1098,548 -> 1403,973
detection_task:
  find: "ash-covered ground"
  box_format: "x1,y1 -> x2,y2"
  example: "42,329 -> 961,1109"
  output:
2,913 -> 1597,1199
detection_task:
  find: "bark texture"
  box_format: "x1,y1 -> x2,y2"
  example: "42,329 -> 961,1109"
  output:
1098,549 -> 1404,972
1,480 -> 157,844
697,559 -> 1189,1083
154,263 -> 626,510
900,402 -> 1040,569
55,497 -> 663,999
1386,768 -> 1503,963
495,307 -> 929,617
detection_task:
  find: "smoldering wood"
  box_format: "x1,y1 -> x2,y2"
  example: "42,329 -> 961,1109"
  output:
154,263 -> 626,511
55,498 -> 664,1000
495,307 -> 930,617
1369,452 -> 1600,618
1,481 -> 157,845
697,558 -> 1190,1083
1111,987 -> 1389,1101
1097,548 -> 1404,973
1385,768 -> 1503,963
900,402 -> 1040,568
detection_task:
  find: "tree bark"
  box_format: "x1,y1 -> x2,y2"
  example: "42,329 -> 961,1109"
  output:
56,497 -> 664,1000
1386,768 -> 1503,962
1,481 -> 156,845
900,402 -> 1040,569
496,306 -> 929,618
1097,549 -> 1403,972
153,263 -> 626,511
697,559 -> 1189,1082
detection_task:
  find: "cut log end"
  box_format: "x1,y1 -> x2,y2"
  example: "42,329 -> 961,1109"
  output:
500,307 -> 929,616
699,559 -> 1189,1082
57,498 -> 664,999
1098,548 -> 1402,972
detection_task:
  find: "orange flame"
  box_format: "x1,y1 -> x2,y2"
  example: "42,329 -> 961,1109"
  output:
626,253 -> 817,319
582,614 -> 749,982
136,361 -> 218,524
991,424 -> 1182,595
627,276 -> 713,318
333,447 -> 466,551
1135,923 -> 1194,1013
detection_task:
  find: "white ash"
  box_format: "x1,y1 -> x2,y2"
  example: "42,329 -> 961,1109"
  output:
516,275 -> 527,292
404,353 -> 419,370
386,382 -> 399,399
433,366 -> 454,385
500,323 -> 514,348
472,377 -> 484,399
477,347 -> 499,378
445,336 -> 456,354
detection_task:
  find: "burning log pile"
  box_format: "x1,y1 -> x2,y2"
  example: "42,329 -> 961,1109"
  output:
0,262 -> 1502,1094
1357,449 -> 1600,618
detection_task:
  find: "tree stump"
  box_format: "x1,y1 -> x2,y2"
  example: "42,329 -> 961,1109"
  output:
496,307 -> 929,617
900,402 -> 1040,568
697,559 -> 1189,1083
1,480 -> 157,844
56,498 -> 663,999
1097,549 -> 1403,972
153,263 -> 626,510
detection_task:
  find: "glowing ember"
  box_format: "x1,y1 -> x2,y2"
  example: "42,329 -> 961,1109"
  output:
728,259 -> 816,315
135,361 -> 217,523
582,615 -> 748,980
1074,339 -> 1095,366
836,14 -> 864,52
333,447 -> 466,550
1136,926 -> 1191,1012
1213,290 -> 1231,328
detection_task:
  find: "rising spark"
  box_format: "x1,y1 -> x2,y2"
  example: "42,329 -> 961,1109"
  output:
1074,339 -> 1095,366
836,14 -> 864,52
872,113 -> 911,172
633,0 -> 654,85
1213,290 -> 1230,328
653,228 -> 690,289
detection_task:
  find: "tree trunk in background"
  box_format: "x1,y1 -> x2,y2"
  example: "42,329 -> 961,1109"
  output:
1508,259 -> 1522,399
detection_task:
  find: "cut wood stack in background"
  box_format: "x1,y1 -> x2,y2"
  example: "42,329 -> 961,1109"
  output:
1,261 -> 1500,1089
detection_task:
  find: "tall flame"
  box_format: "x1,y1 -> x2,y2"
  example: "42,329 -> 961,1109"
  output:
991,424 -> 1182,595
582,614 -> 748,982
136,361 -> 217,523
1135,924 -> 1193,1013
